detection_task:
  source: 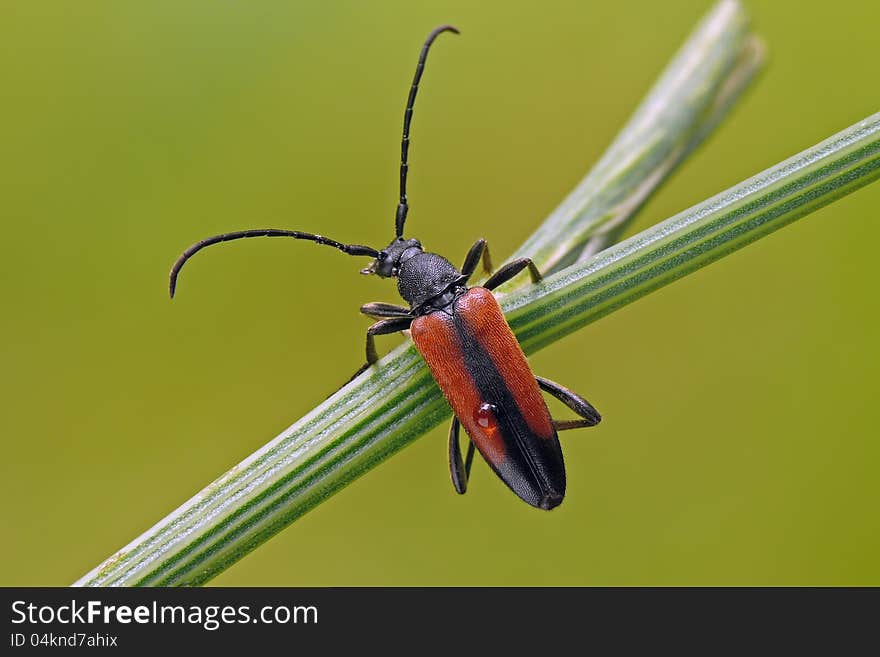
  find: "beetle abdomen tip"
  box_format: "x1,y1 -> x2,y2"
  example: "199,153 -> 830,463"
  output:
539,490 -> 564,511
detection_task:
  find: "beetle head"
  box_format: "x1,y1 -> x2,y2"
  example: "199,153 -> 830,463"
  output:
361,237 -> 422,278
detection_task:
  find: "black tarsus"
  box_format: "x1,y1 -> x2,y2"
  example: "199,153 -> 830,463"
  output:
360,301 -> 413,319
553,419 -> 598,431
169,229 -> 379,298
365,316 -> 414,364
483,257 -> 542,291
460,238 -> 494,279
448,416 -> 475,494
395,24 -> 459,238
537,375 -> 602,427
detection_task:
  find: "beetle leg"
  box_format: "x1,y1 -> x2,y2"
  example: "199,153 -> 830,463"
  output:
365,317 -> 414,364
326,315 -> 413,397
460,238 -> 494,279
360,301 -> 412,319
448,416 -> 476,494
553,419 -> 600,431
483,257 -> 542,290
536,375 -> 601,428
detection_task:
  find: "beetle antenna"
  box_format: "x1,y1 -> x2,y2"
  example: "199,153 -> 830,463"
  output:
395,24 -> 459,239
169,229 -> 379,298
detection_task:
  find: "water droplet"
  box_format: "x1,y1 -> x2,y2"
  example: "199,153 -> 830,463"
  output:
474,403 -> 498,429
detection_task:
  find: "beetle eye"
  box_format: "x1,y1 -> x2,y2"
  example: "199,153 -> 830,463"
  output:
378,251 -> 388,260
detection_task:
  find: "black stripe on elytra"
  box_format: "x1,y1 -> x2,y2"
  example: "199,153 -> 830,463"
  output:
451,306 -> 560,499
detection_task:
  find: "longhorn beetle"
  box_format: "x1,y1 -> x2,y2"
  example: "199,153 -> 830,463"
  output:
169,25 -> 601,510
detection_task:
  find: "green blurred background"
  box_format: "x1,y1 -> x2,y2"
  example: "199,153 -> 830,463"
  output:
2,0 -> 878,586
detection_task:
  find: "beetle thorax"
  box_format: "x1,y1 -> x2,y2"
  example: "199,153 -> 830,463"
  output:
397,251 -> 465,310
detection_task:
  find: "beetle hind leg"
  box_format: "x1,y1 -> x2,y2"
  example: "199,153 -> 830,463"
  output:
448,416 -> 476,494
536,375 -> 601,430
552,418 -> 599,431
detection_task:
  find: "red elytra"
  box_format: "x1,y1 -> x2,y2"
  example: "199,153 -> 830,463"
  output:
411,287 -> 559,476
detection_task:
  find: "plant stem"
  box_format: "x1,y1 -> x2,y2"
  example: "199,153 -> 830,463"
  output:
506,114 -> 880,355
506,0 -> 763,281
76,112 -> 880,586
75,0 -> 770,586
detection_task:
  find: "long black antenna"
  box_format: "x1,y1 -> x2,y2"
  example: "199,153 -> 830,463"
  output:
395,24 -> 459,239
169,229 -> 379,298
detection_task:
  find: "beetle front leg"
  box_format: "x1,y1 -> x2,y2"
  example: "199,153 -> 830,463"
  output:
536,375 -> 601,429
365,317 -> 414,364
329,315 -> 414,396
460,238 -> 494,279
483,257 -> 542,291
448,416 -> 476,494
360,301 -> 412,319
